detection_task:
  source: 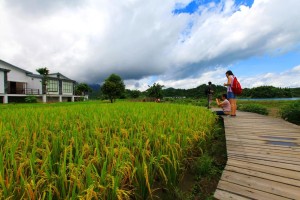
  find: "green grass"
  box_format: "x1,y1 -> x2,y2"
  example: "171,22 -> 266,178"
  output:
237,100 -> 295,117
238,104 -> 269,115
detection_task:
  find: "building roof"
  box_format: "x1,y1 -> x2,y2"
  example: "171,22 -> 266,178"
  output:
0,59 -> 33,74
0,59 -> 76,82
48,73 -> 74,81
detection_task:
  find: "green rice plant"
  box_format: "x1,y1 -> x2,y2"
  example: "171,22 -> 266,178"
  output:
0,101 -> 216,199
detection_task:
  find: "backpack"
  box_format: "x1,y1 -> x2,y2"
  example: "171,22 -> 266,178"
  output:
231,76 -> 242,95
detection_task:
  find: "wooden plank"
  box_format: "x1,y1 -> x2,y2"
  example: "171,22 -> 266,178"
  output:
214,111 -> 300,199
228,154 -> 300,166
226,142 -> 300,152
225,121 -> 299,127
226,126 -> 300,131
227,133 -> 300,142
226,135 -> 300,140
226,134 -> 300,138
227,150 -> 300,162
221,171 -> 300,199
216,180 -> 291,200
227,159 -> 300,179
225,137 -> 300,148
225,165 -> 300,187
214,189 -> 251,200
227,148 -> 300,159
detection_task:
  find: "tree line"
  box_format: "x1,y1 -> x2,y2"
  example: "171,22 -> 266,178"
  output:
76,74 -> 300,102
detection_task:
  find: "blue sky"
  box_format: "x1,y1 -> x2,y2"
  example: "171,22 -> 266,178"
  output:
174,0 -> 254,14
0,0 -> 300,90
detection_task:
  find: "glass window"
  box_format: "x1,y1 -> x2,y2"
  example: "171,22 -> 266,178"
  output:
63,82 -> 73,93
47,79 -> 58,92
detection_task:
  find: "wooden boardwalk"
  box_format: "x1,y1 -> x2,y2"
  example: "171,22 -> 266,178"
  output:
214,111 -> 300,200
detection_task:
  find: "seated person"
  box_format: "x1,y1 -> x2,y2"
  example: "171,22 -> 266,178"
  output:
215,94 -> 231,115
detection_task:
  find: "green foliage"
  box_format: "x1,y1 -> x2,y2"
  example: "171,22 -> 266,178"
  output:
162,84 -> 227,99
280,101 -> 300,125
240,86 -> 293,98
146,83 -> 164,99
125,89 -> 141,99
101,74 -> 125,103
238,103 -> 269,115
25,95 -> 37,103
36,67 -> 50,94
291,88 -> 300,97
161,85 -> 299,99
164,97 -> 207,107
36,67 -> 49,76
75,83 -> 92,95
193,153 -> 216,177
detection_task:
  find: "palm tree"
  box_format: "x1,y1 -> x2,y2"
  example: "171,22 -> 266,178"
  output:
36,67 -> 49,94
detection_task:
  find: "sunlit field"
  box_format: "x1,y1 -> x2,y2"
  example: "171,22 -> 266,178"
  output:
0,101 -> 216,199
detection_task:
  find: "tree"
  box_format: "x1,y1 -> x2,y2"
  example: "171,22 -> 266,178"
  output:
101,74 -> 125,103
36,67 -> 49,94
75,83 -> 92,95
147,83 -> 164,99
125,89 -> 141,99
130,90 -> 141,98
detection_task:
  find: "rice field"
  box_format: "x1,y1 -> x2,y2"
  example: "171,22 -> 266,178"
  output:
0,101 -> 216,199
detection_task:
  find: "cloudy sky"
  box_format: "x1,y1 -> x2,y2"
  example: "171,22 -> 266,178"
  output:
1,0 -> 300,91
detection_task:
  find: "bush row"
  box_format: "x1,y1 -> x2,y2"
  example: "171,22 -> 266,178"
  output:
280,101 -> 300,125
238,103 -> 269,115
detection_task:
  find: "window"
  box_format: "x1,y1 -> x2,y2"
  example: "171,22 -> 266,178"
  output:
47,80 -> 58,92
63,82 -> 73,93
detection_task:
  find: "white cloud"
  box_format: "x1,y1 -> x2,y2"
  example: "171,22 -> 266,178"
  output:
292,65 -> 300,72
0,0 -> 300,89
126,67 -> 227,91
125,65 -> 300,91
241,65 -> 300,88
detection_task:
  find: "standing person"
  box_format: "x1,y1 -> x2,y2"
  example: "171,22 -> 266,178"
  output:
224,70 -> 237,116
215,94 -> 231,115
205,81 -> 214,109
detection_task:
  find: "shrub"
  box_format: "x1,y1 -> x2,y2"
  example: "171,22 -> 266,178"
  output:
25,95 -> 37,103
280,101 -> 300,125
238,103 -> 269,115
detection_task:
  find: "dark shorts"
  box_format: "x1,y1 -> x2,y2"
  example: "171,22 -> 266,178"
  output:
215,111 -> 229,115
227,92 -> 236,99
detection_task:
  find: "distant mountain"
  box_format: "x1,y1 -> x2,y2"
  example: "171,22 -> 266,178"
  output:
88,84 -> 101,99
88,84 -> 100,92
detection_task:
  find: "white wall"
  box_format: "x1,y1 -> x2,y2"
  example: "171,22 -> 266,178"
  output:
0,62 -> 29,82
26,77 -> 43,94
0,71 -> 4,94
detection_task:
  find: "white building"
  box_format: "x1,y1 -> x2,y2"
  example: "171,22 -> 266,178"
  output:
0,59 -> 86,103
